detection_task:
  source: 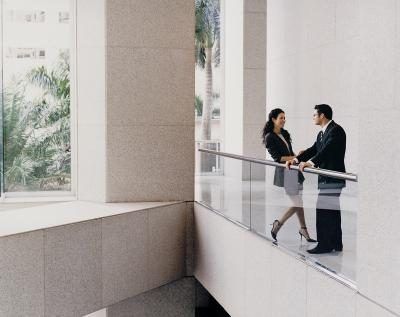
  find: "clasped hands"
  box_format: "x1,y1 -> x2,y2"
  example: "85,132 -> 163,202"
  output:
286,151 -> 312,172
286,160 -> 312,172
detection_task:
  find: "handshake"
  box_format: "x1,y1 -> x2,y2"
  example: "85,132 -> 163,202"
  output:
285,150 -> 313,172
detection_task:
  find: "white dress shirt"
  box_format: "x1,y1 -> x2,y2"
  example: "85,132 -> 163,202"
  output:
295,120 -> 333,166
321,120 -> 333,134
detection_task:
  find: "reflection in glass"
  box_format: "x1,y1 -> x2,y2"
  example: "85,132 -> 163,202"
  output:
250,163 -> 357,282
196,153 -> 250,228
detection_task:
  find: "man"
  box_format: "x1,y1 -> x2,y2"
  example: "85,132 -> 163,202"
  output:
287,104 -> 346,254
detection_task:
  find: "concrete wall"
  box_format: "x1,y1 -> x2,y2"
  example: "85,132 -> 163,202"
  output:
242,0 -> 267,182
77,0 -> 106,201
243,0 -> 266,161
267,0 -> 400,315
194,203 -> 397,317
357,1 -> 400,315
107,278 -> 195,317
0,203 -> 189,317
266,0 -> 359,173
223,0 -> 244,157
223,0 -> 266,181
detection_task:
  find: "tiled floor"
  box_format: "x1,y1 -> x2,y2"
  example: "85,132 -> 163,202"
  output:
196,174 -> 358,283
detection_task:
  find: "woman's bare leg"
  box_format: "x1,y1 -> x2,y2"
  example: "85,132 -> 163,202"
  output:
295,207 -> 313,239
295,207 -> 306,228
271,206 -> 297,240
276,207 -> 313,240
278,207 -> 297,225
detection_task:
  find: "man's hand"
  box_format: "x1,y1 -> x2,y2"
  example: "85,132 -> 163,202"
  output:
299,161 -> 312,171
286,159 -> 297,169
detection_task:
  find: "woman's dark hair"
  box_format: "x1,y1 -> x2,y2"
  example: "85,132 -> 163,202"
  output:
262,108 -> 291,145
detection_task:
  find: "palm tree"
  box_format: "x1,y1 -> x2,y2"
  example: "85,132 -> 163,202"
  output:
195,0 -> 220,141
3,52 -> 71,191
195,94 -> 203,117
3,82 -> 36,189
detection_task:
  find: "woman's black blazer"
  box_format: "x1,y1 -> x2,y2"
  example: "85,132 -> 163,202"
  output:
265,132 -> 305,187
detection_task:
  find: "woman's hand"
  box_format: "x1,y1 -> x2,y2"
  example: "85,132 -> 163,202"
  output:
281,156 -> 296,163
286,159 -> 297,169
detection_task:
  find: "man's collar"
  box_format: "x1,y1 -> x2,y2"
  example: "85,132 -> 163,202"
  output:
321,120 -> 333,133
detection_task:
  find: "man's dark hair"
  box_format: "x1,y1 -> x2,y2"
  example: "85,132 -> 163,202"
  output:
315,104 -> 333,120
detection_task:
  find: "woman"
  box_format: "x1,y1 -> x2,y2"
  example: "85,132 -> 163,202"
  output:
262,108 -> 316,243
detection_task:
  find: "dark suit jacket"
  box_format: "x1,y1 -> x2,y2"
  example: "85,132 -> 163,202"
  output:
296,121 -> 346,189
265,132 -> 305,187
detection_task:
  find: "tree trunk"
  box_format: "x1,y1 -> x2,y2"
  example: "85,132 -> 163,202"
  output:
201,47 -> 213,141
200,47 -> 214,173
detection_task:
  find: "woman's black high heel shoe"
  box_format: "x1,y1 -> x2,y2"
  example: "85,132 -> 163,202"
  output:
299,227 -> 317,243
271,220 -> 282,241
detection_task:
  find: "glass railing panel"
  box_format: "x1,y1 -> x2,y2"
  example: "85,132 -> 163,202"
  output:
250,162 -> 357,283
195,151 -> 250,228
309,174 -> 358,281
195,141 -> 222,175
250,164 -> 310,243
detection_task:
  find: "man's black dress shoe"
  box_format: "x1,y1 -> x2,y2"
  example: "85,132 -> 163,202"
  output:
334,245 -> 343,252
307,245 -> 334,254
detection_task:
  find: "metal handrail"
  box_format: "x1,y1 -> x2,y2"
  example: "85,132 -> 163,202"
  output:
198,149 -> 358,182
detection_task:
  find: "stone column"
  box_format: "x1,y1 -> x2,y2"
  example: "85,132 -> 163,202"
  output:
243,0 -> 266,163
78,0 -> 195,202
223,0 -> 266,226
224,0 -> 266,179
77,0 -> 107,201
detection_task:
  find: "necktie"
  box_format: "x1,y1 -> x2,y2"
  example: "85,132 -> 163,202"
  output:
319,131 -> 323,142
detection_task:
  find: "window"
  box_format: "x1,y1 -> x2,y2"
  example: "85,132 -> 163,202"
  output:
2,0 -> 74,195
195,0 -> 222,174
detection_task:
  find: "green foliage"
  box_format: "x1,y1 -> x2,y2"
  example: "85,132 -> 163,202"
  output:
3,51 -> 71,191
195,95 -> 203,116
195,0 -> 220,68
